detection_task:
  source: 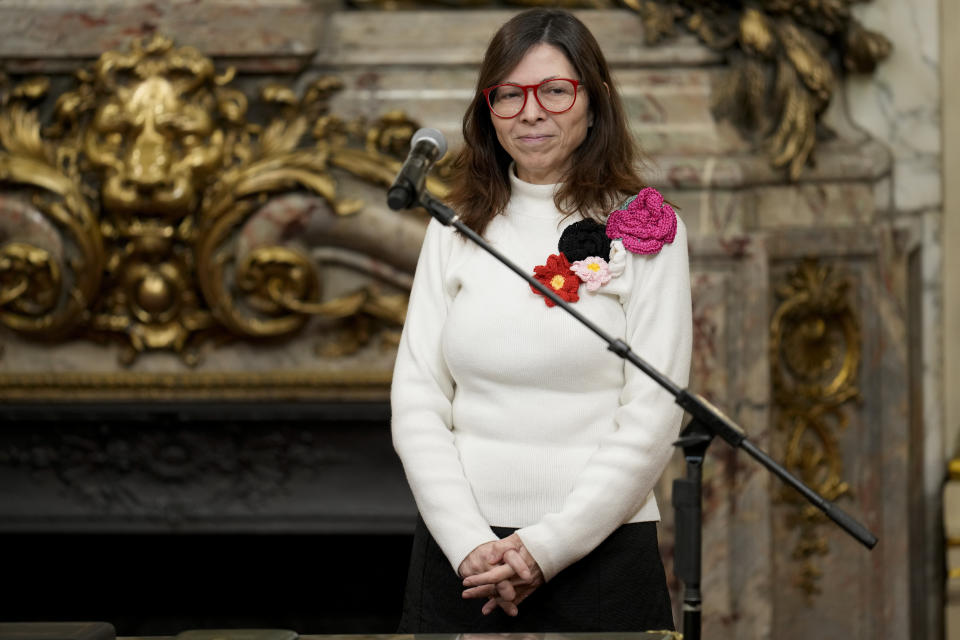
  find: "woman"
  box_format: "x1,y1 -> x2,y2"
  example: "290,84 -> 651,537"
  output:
391,7 -> 692,632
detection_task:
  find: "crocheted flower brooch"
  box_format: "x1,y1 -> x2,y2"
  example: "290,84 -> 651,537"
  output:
529,187 -> 677,307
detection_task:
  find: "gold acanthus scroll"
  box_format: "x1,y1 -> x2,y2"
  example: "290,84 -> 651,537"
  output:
0,35 -> 448,365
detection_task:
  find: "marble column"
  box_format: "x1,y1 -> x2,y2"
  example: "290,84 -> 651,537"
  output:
847,0 -> 944,635
942,0 -> 960,634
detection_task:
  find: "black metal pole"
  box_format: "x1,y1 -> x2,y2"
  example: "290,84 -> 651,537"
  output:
672,420 -> 711,639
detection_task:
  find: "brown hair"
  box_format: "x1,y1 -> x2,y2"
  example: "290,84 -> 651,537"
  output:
446,8 -> 646,237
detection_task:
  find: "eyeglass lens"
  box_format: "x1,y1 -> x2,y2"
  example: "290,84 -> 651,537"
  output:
488,79 -> 576,118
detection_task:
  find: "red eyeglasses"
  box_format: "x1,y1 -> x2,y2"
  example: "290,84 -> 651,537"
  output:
482,78 -> 580,119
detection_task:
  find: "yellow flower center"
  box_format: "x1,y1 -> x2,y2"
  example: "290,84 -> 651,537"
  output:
550,275 -> 566,290
587,263 -> 601,272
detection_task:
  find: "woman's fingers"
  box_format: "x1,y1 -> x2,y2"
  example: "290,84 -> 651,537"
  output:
458,541 -> 506,578
463,535 -> 544,618
475,583 -> 536,618
462,563 -> 515,587
461,584 -> 497,599
483,597 -> 518,617
503,548 -> 533,581
495,579 -> 516,601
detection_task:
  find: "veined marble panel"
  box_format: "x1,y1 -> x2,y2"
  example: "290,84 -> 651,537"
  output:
848,0 -> 940,213
660,234 -> 773,639
0,0 -> 325,72
318,10 -> 722,68
765,227 -> 910,640
845,6 -> 944,636
749,183 -> 878,230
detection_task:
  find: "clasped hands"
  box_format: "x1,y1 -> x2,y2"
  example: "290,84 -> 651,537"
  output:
458,533 -> 544,617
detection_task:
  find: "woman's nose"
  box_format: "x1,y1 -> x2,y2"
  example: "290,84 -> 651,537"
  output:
519,88 -> 546,122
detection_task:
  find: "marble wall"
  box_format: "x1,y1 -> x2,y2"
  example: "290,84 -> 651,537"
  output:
847,1 -> 946,636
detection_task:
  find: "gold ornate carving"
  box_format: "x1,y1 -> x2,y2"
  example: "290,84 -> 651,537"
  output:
623,0 -> 891,180
0,242 -> 60,311
0,35 -> 437,367
770,259 -> 861,598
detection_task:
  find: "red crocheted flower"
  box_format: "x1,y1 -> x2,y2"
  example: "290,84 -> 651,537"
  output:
605,187 -> 677,255
531,253 -> 580,307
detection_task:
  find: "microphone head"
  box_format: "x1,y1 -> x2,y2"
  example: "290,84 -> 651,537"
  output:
411,127 -> 448,158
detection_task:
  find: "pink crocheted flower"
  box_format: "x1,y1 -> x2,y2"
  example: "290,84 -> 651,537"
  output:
570,256 -> 612,291
605,187 -> 677,255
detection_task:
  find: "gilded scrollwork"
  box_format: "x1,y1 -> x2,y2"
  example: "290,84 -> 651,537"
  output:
0,83 -> 104,338
770,259 -> 861,598
0,242 -> 60,311
0,34 -> 438,366
325,109 -> 453,195
625,0 -> 891,180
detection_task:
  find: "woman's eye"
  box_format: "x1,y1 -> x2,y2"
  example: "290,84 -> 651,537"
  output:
542,82 -> 573,96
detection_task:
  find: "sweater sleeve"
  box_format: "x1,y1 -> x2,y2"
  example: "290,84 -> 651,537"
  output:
515,218 -> 693,582
391,218 -> 499,575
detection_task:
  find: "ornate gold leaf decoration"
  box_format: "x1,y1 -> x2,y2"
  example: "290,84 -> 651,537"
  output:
770,259 -> 861,598
0,35 -> 438,365
623,0 -> 892,180
0,243 -> 60,310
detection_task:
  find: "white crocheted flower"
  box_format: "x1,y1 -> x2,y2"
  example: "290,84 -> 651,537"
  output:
607,239 -> 627,279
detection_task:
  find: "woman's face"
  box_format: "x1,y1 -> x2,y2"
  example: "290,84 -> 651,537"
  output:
490,43 -> 591,185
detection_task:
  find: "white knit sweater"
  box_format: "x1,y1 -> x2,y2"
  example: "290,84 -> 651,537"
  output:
390,171 -> 692,582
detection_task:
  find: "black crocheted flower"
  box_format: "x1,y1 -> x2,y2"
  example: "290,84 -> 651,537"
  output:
558,219 -> 611,263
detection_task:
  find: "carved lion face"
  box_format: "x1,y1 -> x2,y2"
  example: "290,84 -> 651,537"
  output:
75,36 -> 238,221
88,75 -> 224,219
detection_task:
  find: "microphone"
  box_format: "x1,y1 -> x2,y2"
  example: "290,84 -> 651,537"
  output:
387,128 -> 447,211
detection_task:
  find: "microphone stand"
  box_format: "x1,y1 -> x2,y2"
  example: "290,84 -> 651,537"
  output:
410,189 -> 879,640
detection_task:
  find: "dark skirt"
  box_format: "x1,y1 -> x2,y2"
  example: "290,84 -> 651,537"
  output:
397,516 -> 675,633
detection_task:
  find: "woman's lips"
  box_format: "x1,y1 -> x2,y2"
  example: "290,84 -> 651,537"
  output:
518,134 -> 552,143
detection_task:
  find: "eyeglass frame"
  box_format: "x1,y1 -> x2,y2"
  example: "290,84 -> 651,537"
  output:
481,78 -> 582,119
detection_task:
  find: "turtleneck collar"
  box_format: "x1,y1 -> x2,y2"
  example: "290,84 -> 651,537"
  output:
507,163 -> 563,219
